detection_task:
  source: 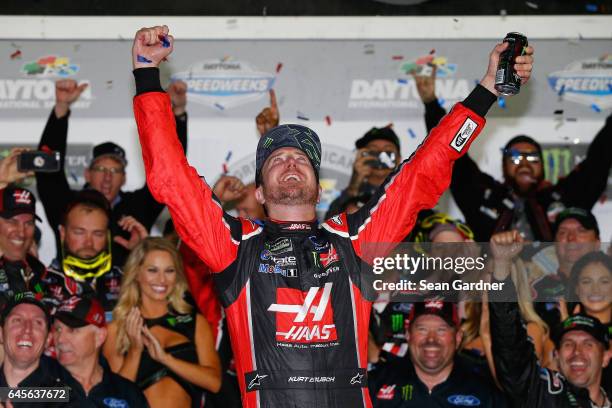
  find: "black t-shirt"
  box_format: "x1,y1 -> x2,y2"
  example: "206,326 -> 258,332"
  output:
63,358 -> 149,408
0,355 -> 77,408
368,354 -> 508,407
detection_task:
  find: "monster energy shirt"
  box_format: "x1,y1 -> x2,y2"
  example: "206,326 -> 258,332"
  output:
368,354 -> 508,407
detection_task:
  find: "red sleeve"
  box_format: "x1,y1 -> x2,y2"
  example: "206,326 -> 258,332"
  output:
338,102 -> 486,260
133,92 -> 238,272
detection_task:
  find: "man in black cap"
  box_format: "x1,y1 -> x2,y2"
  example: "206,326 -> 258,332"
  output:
531,207 -> 601,330
53,296 -> 149,407
0,186 -> 49,311
0,292 -> 76,407
43,190 -> 142,313
489,230 -> 611,407
326,126 -> 401,218
369,299 -> 507,407
130,25 -> 532,407
36,78 -> 188,266
414,68 -> 612,242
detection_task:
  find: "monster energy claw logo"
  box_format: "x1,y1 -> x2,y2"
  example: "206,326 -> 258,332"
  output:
263,137 -> 273,148
391,313 -> 404,332
401,384 -> 413,400
299,137 -> 321,166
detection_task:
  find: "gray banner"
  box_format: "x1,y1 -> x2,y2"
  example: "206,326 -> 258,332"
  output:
1,39 -> 610,119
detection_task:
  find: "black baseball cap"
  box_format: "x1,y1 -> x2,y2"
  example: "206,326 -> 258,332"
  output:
0,186 -> 41,221
553,207 -> 599,237
409,299 -> 459,328
54,296 -> 106,328
554,314 -> 609,350
1,291 -> 50,327
355,126 -> 400,152
255,124 -> 321,186
92,142 -> 127,167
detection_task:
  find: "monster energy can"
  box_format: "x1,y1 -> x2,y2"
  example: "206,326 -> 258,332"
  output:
494,32 -> 528,96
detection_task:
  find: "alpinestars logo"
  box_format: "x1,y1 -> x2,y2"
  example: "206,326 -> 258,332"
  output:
268,282 -> 337,343
248,374 -> 268,390
350,373 -> 364,385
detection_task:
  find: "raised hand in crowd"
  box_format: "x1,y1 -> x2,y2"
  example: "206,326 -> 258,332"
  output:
54,79 -> 88,118
212,175 -> 246,204
255,89 -> 279,137
132,25 -> 173,69
558,298 -> 581,322
412,64 -> 438,104
490,230 -> 524,281
114,216 -> 149,250
480,42 -> 534,96
167,80 -> 188,116
0,148 -> 34,188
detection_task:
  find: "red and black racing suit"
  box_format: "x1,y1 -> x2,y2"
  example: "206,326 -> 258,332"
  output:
132,67 -> 495,408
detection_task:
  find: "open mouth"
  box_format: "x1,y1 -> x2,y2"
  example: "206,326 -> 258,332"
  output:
151,285 -> 168,294
17,340 -> 33,348
422,346 -> 442,358
281,173 -> 301,182
9,238 -> 25,246
568,358 -> 588,374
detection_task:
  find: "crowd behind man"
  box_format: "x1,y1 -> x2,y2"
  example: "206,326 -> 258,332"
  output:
0,23 -> 609,408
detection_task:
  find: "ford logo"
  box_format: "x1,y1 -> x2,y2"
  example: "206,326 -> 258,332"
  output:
447,395 -> 481,406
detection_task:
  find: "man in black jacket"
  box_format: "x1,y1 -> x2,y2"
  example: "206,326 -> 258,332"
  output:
43,190 -> 146,313
0,187 -> 48,310
36,79 -> 188,266
415,69 -> 612,242
369,300 -> 507,407
489,230 -> 611,407
0,292 -> 77,407
53,296 -> 149,407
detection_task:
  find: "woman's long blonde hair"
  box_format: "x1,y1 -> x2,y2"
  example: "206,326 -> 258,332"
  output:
113,237 -> 192,355
461,258 -> 548,349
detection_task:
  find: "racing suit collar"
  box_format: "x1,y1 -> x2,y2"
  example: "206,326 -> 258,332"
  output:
266,218 -> 318,234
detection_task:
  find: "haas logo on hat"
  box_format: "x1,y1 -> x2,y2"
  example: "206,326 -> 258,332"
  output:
13,189 -> 32,205
424,300 -> 444,310
58,296 -> 81,313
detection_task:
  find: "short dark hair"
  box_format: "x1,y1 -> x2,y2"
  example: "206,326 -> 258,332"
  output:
503,134 -> 542,158
61,189 -> 111,226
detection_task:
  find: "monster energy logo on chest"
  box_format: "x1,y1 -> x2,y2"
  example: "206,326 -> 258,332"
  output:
391,313 -> 404,332
401,384 -> 413,400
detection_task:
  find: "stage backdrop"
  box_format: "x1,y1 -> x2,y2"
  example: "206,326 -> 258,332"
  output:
0,37 -> 610,263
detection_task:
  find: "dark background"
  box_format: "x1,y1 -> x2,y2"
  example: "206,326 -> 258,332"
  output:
2,0 -> 611,16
